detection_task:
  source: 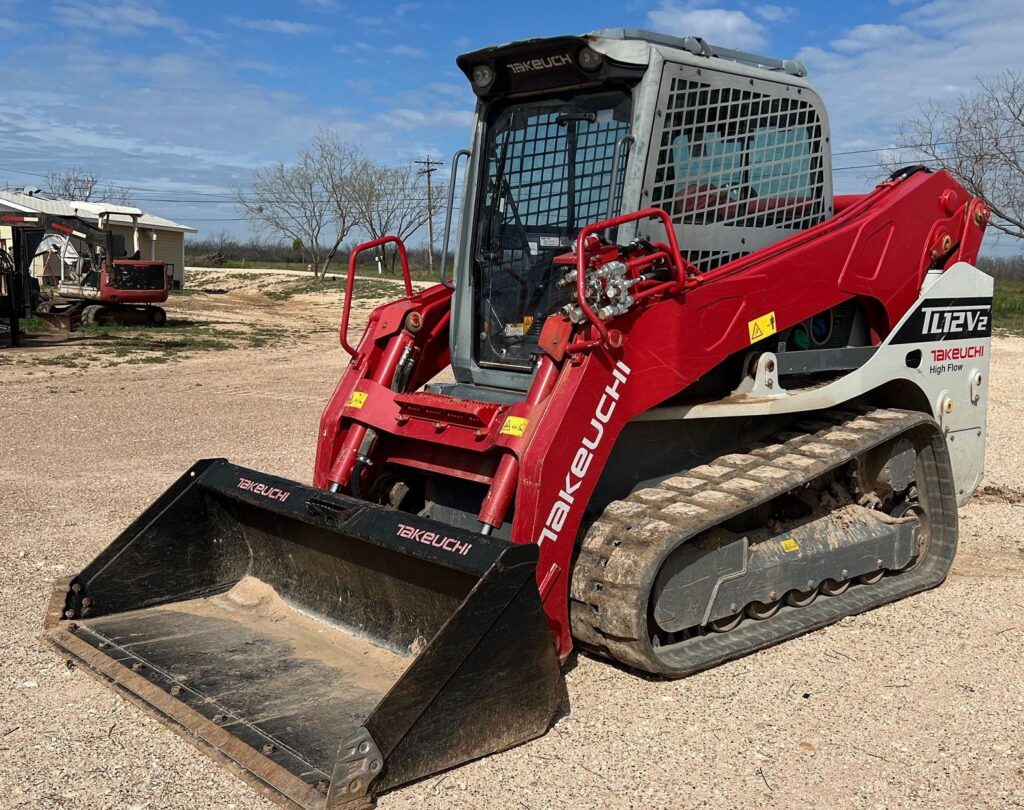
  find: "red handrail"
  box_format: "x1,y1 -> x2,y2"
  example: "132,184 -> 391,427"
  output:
573,207 -> 687,345
340,235 -> 414,357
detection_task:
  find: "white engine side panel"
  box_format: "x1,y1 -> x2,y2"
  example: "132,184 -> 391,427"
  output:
638,262 -> 993,505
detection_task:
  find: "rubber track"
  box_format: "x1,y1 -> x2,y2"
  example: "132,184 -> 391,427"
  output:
570,407 -> 959,677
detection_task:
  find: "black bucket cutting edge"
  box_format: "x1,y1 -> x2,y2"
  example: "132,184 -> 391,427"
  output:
45,459 -> 563,809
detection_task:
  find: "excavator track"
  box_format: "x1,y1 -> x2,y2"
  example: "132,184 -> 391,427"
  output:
570,407 -> 958,677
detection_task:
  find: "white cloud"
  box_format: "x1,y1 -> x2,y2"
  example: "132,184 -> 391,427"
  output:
830,23 -> 916,53
754,4 -> 795,23
334,42 -> 372,54
794,0 -> 1024,201
333,41 -> 373,64
344,78 -> 376,94
226,17 -> 319,35
646,2 -> 766,51
387,44 -> 426,58
235,59 -> 277,74
395,3 -> 421,16
53,0 -> 189,36
0,3 -> 502,241
0,0 -> 21,33
381,108 -> 474,130
0,44 -> 419,228
425,81 -> 465,97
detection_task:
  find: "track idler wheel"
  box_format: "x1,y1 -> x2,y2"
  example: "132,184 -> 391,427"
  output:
893,497 -> 926,573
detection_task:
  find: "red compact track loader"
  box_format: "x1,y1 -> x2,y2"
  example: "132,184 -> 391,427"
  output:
0,210 -> 171,330
45,29 -> 992,808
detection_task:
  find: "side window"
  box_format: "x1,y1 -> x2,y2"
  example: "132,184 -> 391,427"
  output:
672,131 -> 745,192
749,126 -> 813,198
649,70 -> 828,272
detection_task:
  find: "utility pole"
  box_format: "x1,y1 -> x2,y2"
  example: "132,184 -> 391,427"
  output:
415,156 -> 442,274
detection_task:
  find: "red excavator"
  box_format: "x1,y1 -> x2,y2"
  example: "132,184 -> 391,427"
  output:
0,210 -> 171,330
45,29 -> 991,808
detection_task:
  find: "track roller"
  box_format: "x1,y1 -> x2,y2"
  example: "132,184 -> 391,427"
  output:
785,588 -> 818,607
746,600 -> 781,620
820,578 -> 850,597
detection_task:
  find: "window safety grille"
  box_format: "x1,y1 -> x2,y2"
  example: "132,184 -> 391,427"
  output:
489,108 -> 630,233
649,73 -> 827,272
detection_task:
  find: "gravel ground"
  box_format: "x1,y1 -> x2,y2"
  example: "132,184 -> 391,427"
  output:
1,284 -> 1022,809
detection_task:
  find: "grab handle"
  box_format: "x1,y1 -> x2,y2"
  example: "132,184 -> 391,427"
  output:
341,235 -> 413,358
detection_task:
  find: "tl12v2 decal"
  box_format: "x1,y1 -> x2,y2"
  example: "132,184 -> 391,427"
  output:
891,297 -> 992,344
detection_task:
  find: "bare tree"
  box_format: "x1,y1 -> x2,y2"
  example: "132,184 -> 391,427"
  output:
885,71 -> 1024,241
351,162 -> 441,272
237,131 -> 362,278
44,167 -> 134,205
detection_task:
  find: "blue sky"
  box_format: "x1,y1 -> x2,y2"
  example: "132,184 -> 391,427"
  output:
0,0 -> 1021,252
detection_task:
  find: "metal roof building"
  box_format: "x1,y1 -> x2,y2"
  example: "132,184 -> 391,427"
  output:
0,190 -> 196,287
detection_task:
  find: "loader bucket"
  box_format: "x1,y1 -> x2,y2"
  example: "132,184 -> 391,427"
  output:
44,460 -> 562,808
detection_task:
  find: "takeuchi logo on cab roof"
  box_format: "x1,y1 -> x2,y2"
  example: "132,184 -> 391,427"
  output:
506,54 -> 573,75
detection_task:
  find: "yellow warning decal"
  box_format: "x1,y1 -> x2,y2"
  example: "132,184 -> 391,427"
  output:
748,311 -> 777,343
500,416 -> 529,437
345,391 -> 368,409
780,538 -> 800,553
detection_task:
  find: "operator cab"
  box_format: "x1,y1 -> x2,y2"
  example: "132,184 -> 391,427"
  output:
444,29 -> 832,394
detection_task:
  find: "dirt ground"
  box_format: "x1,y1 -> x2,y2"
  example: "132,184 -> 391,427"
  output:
1,271 -> 1022,809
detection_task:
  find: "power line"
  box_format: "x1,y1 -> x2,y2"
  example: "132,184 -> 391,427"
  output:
831,133 -> 1024,158
0,160 -> 457,199
5,135 -> 1020,202
3,138 -> 1020,225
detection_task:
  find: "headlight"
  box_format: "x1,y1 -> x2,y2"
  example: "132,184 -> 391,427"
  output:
472,64 -> 495,90
577,47 -> 602,71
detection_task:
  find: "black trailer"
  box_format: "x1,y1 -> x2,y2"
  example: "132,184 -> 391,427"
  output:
0,222 -> 41,347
